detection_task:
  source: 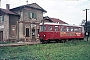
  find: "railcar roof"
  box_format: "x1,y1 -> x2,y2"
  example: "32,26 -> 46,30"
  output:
40,22 -> 83,27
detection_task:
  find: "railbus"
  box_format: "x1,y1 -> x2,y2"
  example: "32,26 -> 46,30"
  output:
39,22 -> 84,43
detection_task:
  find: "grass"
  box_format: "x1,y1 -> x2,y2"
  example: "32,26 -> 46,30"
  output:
0,39 -> 90,60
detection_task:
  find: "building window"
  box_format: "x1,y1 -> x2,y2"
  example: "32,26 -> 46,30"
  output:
12,25 -> 16,37
0,25 -> 4,29
0,16 -> 4,22
28,11 -> 36,19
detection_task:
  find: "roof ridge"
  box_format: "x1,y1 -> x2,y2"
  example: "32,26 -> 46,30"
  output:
10,3 -> 47,12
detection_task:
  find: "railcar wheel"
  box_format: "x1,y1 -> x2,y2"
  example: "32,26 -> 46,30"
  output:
80,38 -> 84,40
66,39 -> 69,42
56,40 -> 59,43
47,40 -> 50,43
40,39 -> 44,43
61,40 -> 65,43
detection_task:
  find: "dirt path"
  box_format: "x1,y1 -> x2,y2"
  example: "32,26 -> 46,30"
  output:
0,41 -> 41,47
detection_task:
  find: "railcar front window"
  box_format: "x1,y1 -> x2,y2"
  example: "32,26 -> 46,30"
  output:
40,25 -> 46,31
74,28 -> 82,32
74,28 -> 78,32
78,28 -> 81,32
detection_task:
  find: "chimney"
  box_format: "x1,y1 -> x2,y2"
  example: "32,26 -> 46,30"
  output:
6,4 -> 10,10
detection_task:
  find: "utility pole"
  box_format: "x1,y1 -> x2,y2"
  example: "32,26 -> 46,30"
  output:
26,0 -> 28,5
83,9 -> 89,41
0,0 -> 1,8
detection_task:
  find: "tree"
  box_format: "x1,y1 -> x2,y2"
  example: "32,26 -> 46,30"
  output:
81,20 -> 90,36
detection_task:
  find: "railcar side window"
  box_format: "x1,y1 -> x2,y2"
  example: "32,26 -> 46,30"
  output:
40,25 -> 46,31
60,26 -> 64,32
70,27 -> 74,32
40,26 -> 43,31
66,27 -> 69,32
48,26 -> 52,31
55,26 -> 58,31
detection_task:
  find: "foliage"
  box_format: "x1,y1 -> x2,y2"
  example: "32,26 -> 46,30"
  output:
84,21 -> 90,32
0,42 -> 11,44
81,20 -> 90,36
0,39 -> 90,60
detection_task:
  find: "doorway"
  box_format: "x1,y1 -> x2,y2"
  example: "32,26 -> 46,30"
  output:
26,28 -> 29,37
0,31 -> 3,42
32,27 -> 35,39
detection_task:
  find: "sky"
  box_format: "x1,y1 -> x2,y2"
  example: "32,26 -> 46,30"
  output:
0,0 -> 90,25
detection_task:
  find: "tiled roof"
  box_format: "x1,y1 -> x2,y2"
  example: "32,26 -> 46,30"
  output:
50,18 -> 68,24
43,16 -> 53,22
10,3 -> 47,12
0,8 -> 16,15
43,16 -> 68,24
28,3 -> 45,11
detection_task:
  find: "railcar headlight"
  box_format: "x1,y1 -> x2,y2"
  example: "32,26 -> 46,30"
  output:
44,35 -> 45,37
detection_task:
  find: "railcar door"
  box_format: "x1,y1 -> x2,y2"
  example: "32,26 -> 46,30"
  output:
47,25 -> 54,39
54,26 -> 59,39
39,25 -> 46,38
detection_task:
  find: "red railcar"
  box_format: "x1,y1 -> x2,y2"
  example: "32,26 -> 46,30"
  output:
39,22 -> 84,42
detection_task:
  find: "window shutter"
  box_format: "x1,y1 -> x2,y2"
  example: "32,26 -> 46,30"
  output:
0,16 -> 1,22
31,12 -> 36,19
33,13 -> 36,19
28,11 -> 31,18
34,13 -> 36,19
2,15 -> 4,21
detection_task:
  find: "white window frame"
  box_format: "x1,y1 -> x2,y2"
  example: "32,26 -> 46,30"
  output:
28,11 -> 36,19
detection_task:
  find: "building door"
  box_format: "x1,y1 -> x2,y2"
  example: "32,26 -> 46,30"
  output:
26,28 -> 29,37
0,31 -> 3,42
32,27 -> 35,39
